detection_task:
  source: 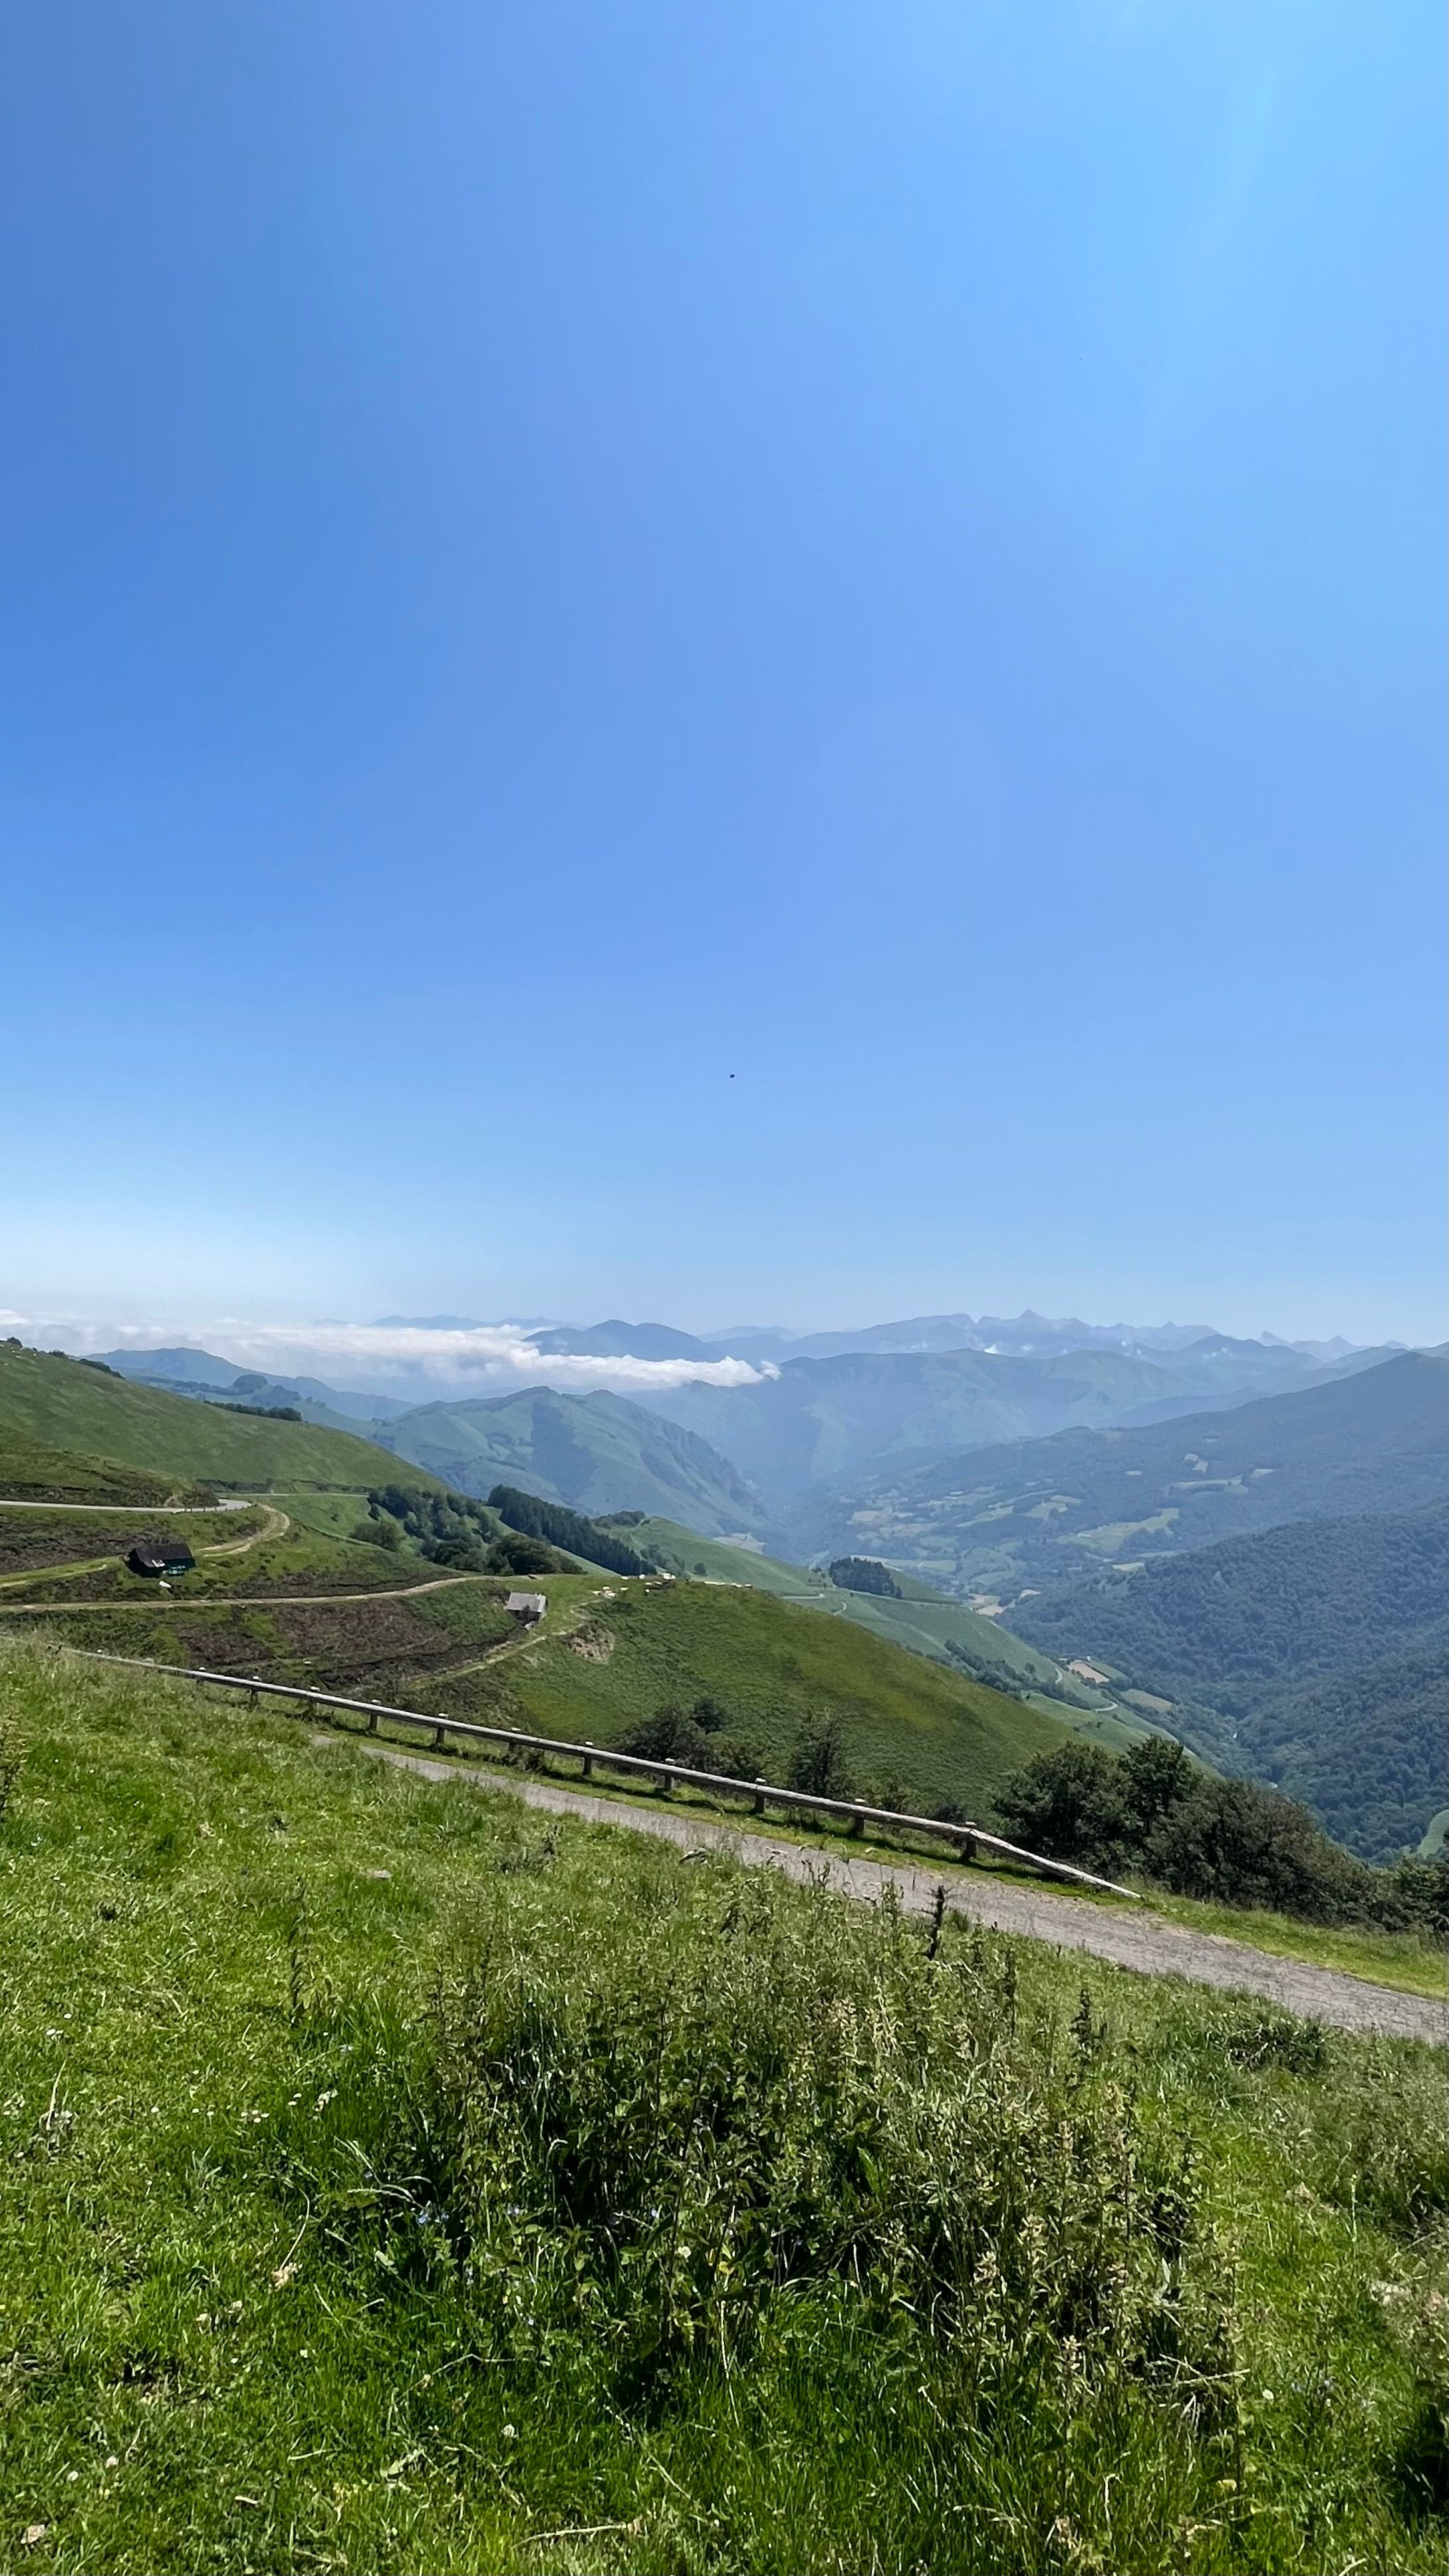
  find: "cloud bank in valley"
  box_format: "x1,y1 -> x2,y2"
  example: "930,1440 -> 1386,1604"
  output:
0,1313 -> 775,1398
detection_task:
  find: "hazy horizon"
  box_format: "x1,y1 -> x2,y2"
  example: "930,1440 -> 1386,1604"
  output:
1,1295 -> 1424,1413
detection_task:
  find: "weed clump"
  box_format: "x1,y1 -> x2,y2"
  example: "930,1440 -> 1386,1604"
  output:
418,1871 -> 1234,2446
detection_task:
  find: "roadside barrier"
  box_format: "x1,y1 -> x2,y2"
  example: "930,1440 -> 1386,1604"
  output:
75,1648 -> 1141,1900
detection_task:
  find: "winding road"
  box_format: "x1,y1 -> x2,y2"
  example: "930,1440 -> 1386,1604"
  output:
319,1734 -> 1446,2047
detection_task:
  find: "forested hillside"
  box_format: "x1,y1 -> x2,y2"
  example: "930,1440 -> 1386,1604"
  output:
1244,1645 -> 1448,1865
1009,1504 -> 1448,1858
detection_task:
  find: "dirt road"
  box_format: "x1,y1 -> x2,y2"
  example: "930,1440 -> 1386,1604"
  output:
323,1735 -> 1446,2047
0,1502 -> 293,1596
0,1568 -> 494,1613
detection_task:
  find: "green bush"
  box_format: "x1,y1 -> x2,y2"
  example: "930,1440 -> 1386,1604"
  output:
787,1711 -> 856,1800
424,1874 -> 1234,2412
994,1735 -> 1446,1928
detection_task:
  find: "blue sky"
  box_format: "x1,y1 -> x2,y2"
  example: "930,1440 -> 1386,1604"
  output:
2,1 -> 1443,1346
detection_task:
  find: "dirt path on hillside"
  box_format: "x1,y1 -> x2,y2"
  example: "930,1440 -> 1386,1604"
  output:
321,1736 -> 1446,2047
198,1503 -> 291,1556
0,1567 -> 503,1613
0,1498 -> 253,1512
0,1503 -> 294,1594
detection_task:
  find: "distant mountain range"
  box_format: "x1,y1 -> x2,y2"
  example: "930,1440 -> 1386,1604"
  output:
96,1330 -> 1424,1554
799,1352 -> 1448,1594
369,1308 -> 1373,1370
630,1341 -> 1395,1504
696,1312 -> 1363,1365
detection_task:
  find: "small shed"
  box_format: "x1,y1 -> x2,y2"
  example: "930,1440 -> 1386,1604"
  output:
505,1590 -> 547,1625
126,1540 -> 196,1579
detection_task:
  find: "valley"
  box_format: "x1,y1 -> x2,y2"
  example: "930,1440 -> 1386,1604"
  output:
7,1327 -> 1445,1870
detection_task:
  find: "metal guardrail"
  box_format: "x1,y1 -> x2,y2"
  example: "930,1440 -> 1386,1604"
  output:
75,1649 -> 1142,1900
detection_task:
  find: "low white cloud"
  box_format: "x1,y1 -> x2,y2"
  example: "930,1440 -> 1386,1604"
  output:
0,1312 -> 775,1399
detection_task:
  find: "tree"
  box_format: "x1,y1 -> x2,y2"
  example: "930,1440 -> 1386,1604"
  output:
620,1705 -> 715,1770
787,1713 -> 856,1802
993,1743 -> 1129,1866
1118,1733 -> 1193,1842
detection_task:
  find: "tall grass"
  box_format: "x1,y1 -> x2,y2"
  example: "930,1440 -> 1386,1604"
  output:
1,1640 -> 1444,2573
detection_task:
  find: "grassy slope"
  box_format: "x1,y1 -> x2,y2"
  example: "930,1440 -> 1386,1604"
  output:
487,1579 -> 1075,1818
0,1505 -> 268,1580
0,1644 -> 1443,2576
0,1428 -> 215,1506
0,1345 -> 434,1495
628,1518 -> 1150,1752
0,1471 -> 1078,1826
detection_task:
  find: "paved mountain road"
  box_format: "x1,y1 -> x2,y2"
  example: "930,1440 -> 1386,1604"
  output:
319,1735 -> 1446,2046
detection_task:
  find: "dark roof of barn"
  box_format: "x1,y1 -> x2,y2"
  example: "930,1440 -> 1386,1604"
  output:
128,1540 -> 196,1570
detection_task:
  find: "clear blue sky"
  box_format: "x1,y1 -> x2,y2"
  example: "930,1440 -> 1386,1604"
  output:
3,1 -> 1443,1344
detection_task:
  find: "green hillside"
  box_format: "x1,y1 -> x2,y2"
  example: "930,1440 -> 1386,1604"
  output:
0,1427 -> 214,1505
0,1471 -> 1068,1820
806,1352 -> 1448,1600
378,1385 -> 769,1534
458,1577 -> 1075,1822
1010,1504 -> 1449,1858
1,1645 -> 1444,2575
1235,1645 -> 1449,1868
623,1517 -> 1149,1751
0,1341 -> 436,1495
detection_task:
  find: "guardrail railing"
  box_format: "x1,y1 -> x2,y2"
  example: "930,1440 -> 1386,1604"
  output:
76,1649 -> 1141,1900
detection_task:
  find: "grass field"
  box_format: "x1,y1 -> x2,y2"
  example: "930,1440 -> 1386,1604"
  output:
0,1427 -> 217,1507
622,1518 -> 1151,1749
0,1345 -> 432,1496
1,1642 -> 1443,2574
481,1579 -> 1138,1818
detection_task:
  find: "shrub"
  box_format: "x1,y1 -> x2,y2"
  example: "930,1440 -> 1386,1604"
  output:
350,1516 -> 402,1552
787,1712 -> 856,1801
993,1735 -> 1431,1927
994,1741 -> 1129,1866
619,1705 -> 717,1770
425,1876 -> 1235,2414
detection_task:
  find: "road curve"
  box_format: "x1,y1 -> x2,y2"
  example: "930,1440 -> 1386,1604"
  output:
319,1735 -> 1446,2047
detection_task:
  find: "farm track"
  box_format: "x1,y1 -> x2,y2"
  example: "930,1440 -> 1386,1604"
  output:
0,1503 -> 293,1595
323,1735 -> 1448,2047
0,1570 -> 495,1614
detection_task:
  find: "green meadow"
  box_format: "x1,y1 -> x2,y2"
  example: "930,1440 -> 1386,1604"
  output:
0,1643 -> 1444,2574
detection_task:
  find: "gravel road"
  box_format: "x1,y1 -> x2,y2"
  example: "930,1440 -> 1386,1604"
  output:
321,1735 -> 1446,2047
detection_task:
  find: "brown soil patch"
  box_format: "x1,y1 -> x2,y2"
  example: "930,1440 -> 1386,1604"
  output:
566,1620 -> 616,1664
